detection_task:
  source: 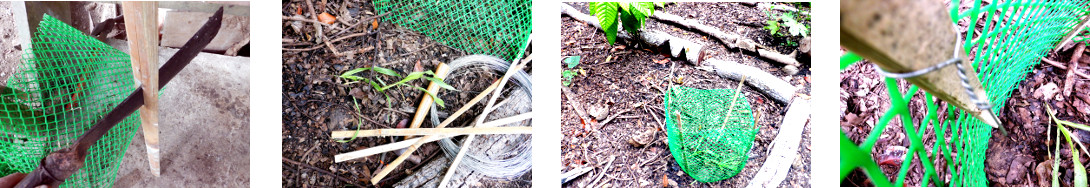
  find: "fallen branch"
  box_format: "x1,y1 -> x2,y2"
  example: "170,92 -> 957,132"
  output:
746,98 -> 810,188
1041,57 -> 1090,79
331,126 -> 532,138
563,86 -> 596,129
704,59 -> 797,104
650,11 -> 800,66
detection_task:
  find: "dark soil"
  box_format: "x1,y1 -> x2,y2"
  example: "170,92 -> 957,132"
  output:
560,2 -> 810,187
840,1 -> 1090,186
281,1 -> 530,187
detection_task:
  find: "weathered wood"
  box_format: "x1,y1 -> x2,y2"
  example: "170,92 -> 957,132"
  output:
841,0 -> 998,127
650,11 -> 800,66
705,59 -> 797,104
331,126 -> 532,138
408,63 -> 450,139
746,99 -> 809,188
161,11 -> 249,54
122,1 -> 161,177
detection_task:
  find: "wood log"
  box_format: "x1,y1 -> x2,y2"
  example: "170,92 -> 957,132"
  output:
331,126 -> 531,138
745,99 -> 809,188
705,59 -> 797,104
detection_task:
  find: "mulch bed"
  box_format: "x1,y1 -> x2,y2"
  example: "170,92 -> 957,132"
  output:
560,2 -> 810,187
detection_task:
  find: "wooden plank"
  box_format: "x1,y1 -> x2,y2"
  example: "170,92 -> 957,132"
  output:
122,1 -> 161,177
161,11 -> 249,54
330,126 -> 531,138
840,0 -> 999,127
746,99 -> 809,188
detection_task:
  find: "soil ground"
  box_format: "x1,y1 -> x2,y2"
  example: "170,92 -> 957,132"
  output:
840,0 -> 1090,186
281,0 -> 531,187
0,2 -> 251,187
560,2 -> 811,187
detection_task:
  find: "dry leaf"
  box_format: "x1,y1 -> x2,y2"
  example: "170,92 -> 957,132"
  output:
372,18 -> 379,30
654,58 -> 669,64
318,12 -> 337,24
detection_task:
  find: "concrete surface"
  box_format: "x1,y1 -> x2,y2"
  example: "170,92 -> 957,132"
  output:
108,39 -> 250,187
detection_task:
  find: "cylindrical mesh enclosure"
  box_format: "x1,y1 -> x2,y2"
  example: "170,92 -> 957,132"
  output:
0,14 -> 140,187
664,86 -> 757,183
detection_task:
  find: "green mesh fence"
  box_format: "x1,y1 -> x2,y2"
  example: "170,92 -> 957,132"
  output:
373,0 -> 532,61
664,86 -> 757,183
0,14 -> 140,187
840,0 -> 1090,186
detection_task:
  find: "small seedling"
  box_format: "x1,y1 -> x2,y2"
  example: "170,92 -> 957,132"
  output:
562,56 -> 584,86
339,67 -> 456,107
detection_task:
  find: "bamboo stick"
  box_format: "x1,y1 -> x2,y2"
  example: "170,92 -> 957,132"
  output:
366,79 -> 501,183
330,126 -> 532,138
408,63 -> 450,139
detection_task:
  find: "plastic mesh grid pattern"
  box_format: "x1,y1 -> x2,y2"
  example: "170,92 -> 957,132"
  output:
0,14 -> 140,187
949,0 -> 1089,185
664,86 -> 757,183
373,0 -> 532,61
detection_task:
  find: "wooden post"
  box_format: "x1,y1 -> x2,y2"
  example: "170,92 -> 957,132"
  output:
840,0 -> 999,127
122,1 -> 161,177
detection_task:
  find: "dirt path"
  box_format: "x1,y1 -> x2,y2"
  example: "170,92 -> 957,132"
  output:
560,2 -> 810,187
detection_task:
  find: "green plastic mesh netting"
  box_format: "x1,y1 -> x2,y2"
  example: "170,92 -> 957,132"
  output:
839,0 -> 1090,186
951,0 -> 1088,185
664,86 -> 757,183
373,0 -> 532,61
0,14 -> 140,187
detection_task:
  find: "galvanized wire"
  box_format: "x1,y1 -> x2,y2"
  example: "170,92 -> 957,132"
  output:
428,54 -> 531,178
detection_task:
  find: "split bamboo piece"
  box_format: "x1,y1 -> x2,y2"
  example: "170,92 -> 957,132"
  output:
331,112 -> 531,163
122,1 -> 161,177
330,126 -> 532,138
408,63 -> 450,139
841,0 -> 1000,127
366,79 -> 501,183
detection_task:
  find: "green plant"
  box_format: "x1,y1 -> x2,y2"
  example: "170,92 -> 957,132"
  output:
1048,104 -> 1090,186
562,56 -> 584,87
588,2 -> 656,45
764,11 -> 809,38
338,66 -> 456,107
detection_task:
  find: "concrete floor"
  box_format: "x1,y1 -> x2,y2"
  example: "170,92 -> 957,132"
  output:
107,40 -> 251,187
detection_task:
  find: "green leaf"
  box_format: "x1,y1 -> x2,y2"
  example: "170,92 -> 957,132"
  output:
366,79 -> 383,92
412,86 -> 445,108
340,68 -> 370,80
1076,148 -> 1088,187
564,56 -> 581,68
764,20 -> 780,36
619,2 -> 653,37
423,76 -> 458,91
381,72 -> 426,91
589,2 -> 620,45
371,66 -> 401,77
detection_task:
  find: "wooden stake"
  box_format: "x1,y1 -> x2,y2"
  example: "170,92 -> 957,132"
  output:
408,63 -> 451,139
330,126 -> 532,138
122,1 -> 161,177
841,0 -> 999,127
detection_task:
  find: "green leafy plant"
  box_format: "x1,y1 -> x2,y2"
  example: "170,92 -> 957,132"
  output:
589,2 -> 656,45
1047,104 -> 1090,187
764,12 -> 808,38
562,56 -> 585,86
339,66 -> 456,107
